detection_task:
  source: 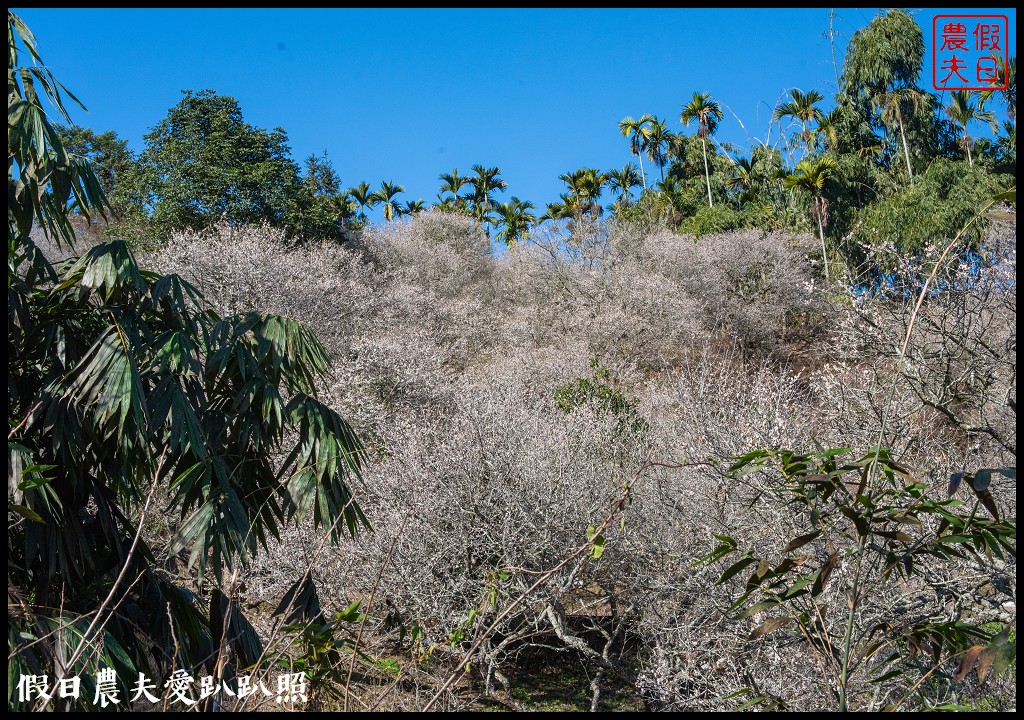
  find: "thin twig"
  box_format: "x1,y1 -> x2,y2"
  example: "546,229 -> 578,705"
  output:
343,510 -> 412,711
421,457 -> 693,711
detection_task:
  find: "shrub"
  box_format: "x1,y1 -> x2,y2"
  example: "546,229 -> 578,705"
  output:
678,203 -> 751,237
849,158 -> 1011,272
554,358 -> 650,441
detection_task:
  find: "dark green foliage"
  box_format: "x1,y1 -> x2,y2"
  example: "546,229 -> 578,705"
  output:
990,122 -> 1016,172
554,360 -> 649,440
665,133 -> 733,207
8,14 -> 367,710
52,124 -> 151,245
700,446 -> 1016,711
371,180 -> 406,222
819,145 -> 884,244
77,96 -> 360,245
7,13 -> 108,250
896,93 -> 960,170
137,89 -> 302,240
849,158 -> 1011,270
678,203 -> 751,238
627,136 -> 790,234
842,9 -> 925,99
284,151 -> 356,242
493,196 -> 537,245
8,238 -> 369,705
817,95 -> 880,162
724,146 -> 787,207
54,125 -> 140,214
679,92 -> 725,208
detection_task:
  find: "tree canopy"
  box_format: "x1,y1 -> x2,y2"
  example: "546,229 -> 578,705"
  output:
842,8 -> 925,98
137,89 -> 302,239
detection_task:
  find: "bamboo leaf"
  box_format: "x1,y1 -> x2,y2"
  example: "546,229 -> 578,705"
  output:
783,529 -> 821,552
738,599 -> 781,619
972,469 -> 993,492
976,646 -> 997,682
11,504 -> 44,523
954,645 -> 986,682
717,556 -> 757,585
749,616 -> 792,640
812,554 -> 838,596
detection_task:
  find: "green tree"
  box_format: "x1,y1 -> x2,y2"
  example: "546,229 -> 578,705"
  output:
401,198 -> 426,217
994,121 -> 1016,164
493,196 -> 536,246
433,194 -> 459,213
810,107 -> 842,154
438,168 -> 471,212
643,116 -> 674,183
618,114 -> 655,189
558,167 -> 608,220
540,196 -> 573,224
680,92 -> 724,208
785,156 -> 838,279
839,9 -> 930,181
468,164 -> 508,232
842,9 -> 924,101
285,151 -> 355,241
725,156 -> 757,204
607,163 -> 643,209
348,180 -> 378,225
372,180 -> 405,222
302,151 -> 341,197
945,90 -> 999,167
723,145 -> 790,223
8,13 -> 368,709
137,89 -> 301,239
54,124 -> 143,223
773,89 -> 824,159
848,158 -> 1009,268
978,55 -> 1016,125
872,87 -> 930,178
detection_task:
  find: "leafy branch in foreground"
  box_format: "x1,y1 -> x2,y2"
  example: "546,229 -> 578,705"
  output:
699,185 -> 1017,712
698,446 -> 1015,711
8,11 -> 368,710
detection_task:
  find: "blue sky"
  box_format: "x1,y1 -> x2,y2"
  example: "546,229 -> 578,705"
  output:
12,8 -> 1017,220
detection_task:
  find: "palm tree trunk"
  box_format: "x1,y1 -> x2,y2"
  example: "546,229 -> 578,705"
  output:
636,153 -> 647,190
965,133 -> 973,166
701,137 -> 713,208
898,114 -> 913,178
816,199 -> 829,280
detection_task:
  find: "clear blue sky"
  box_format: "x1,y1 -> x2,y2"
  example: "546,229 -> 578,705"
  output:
12,8 -> 1017,221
